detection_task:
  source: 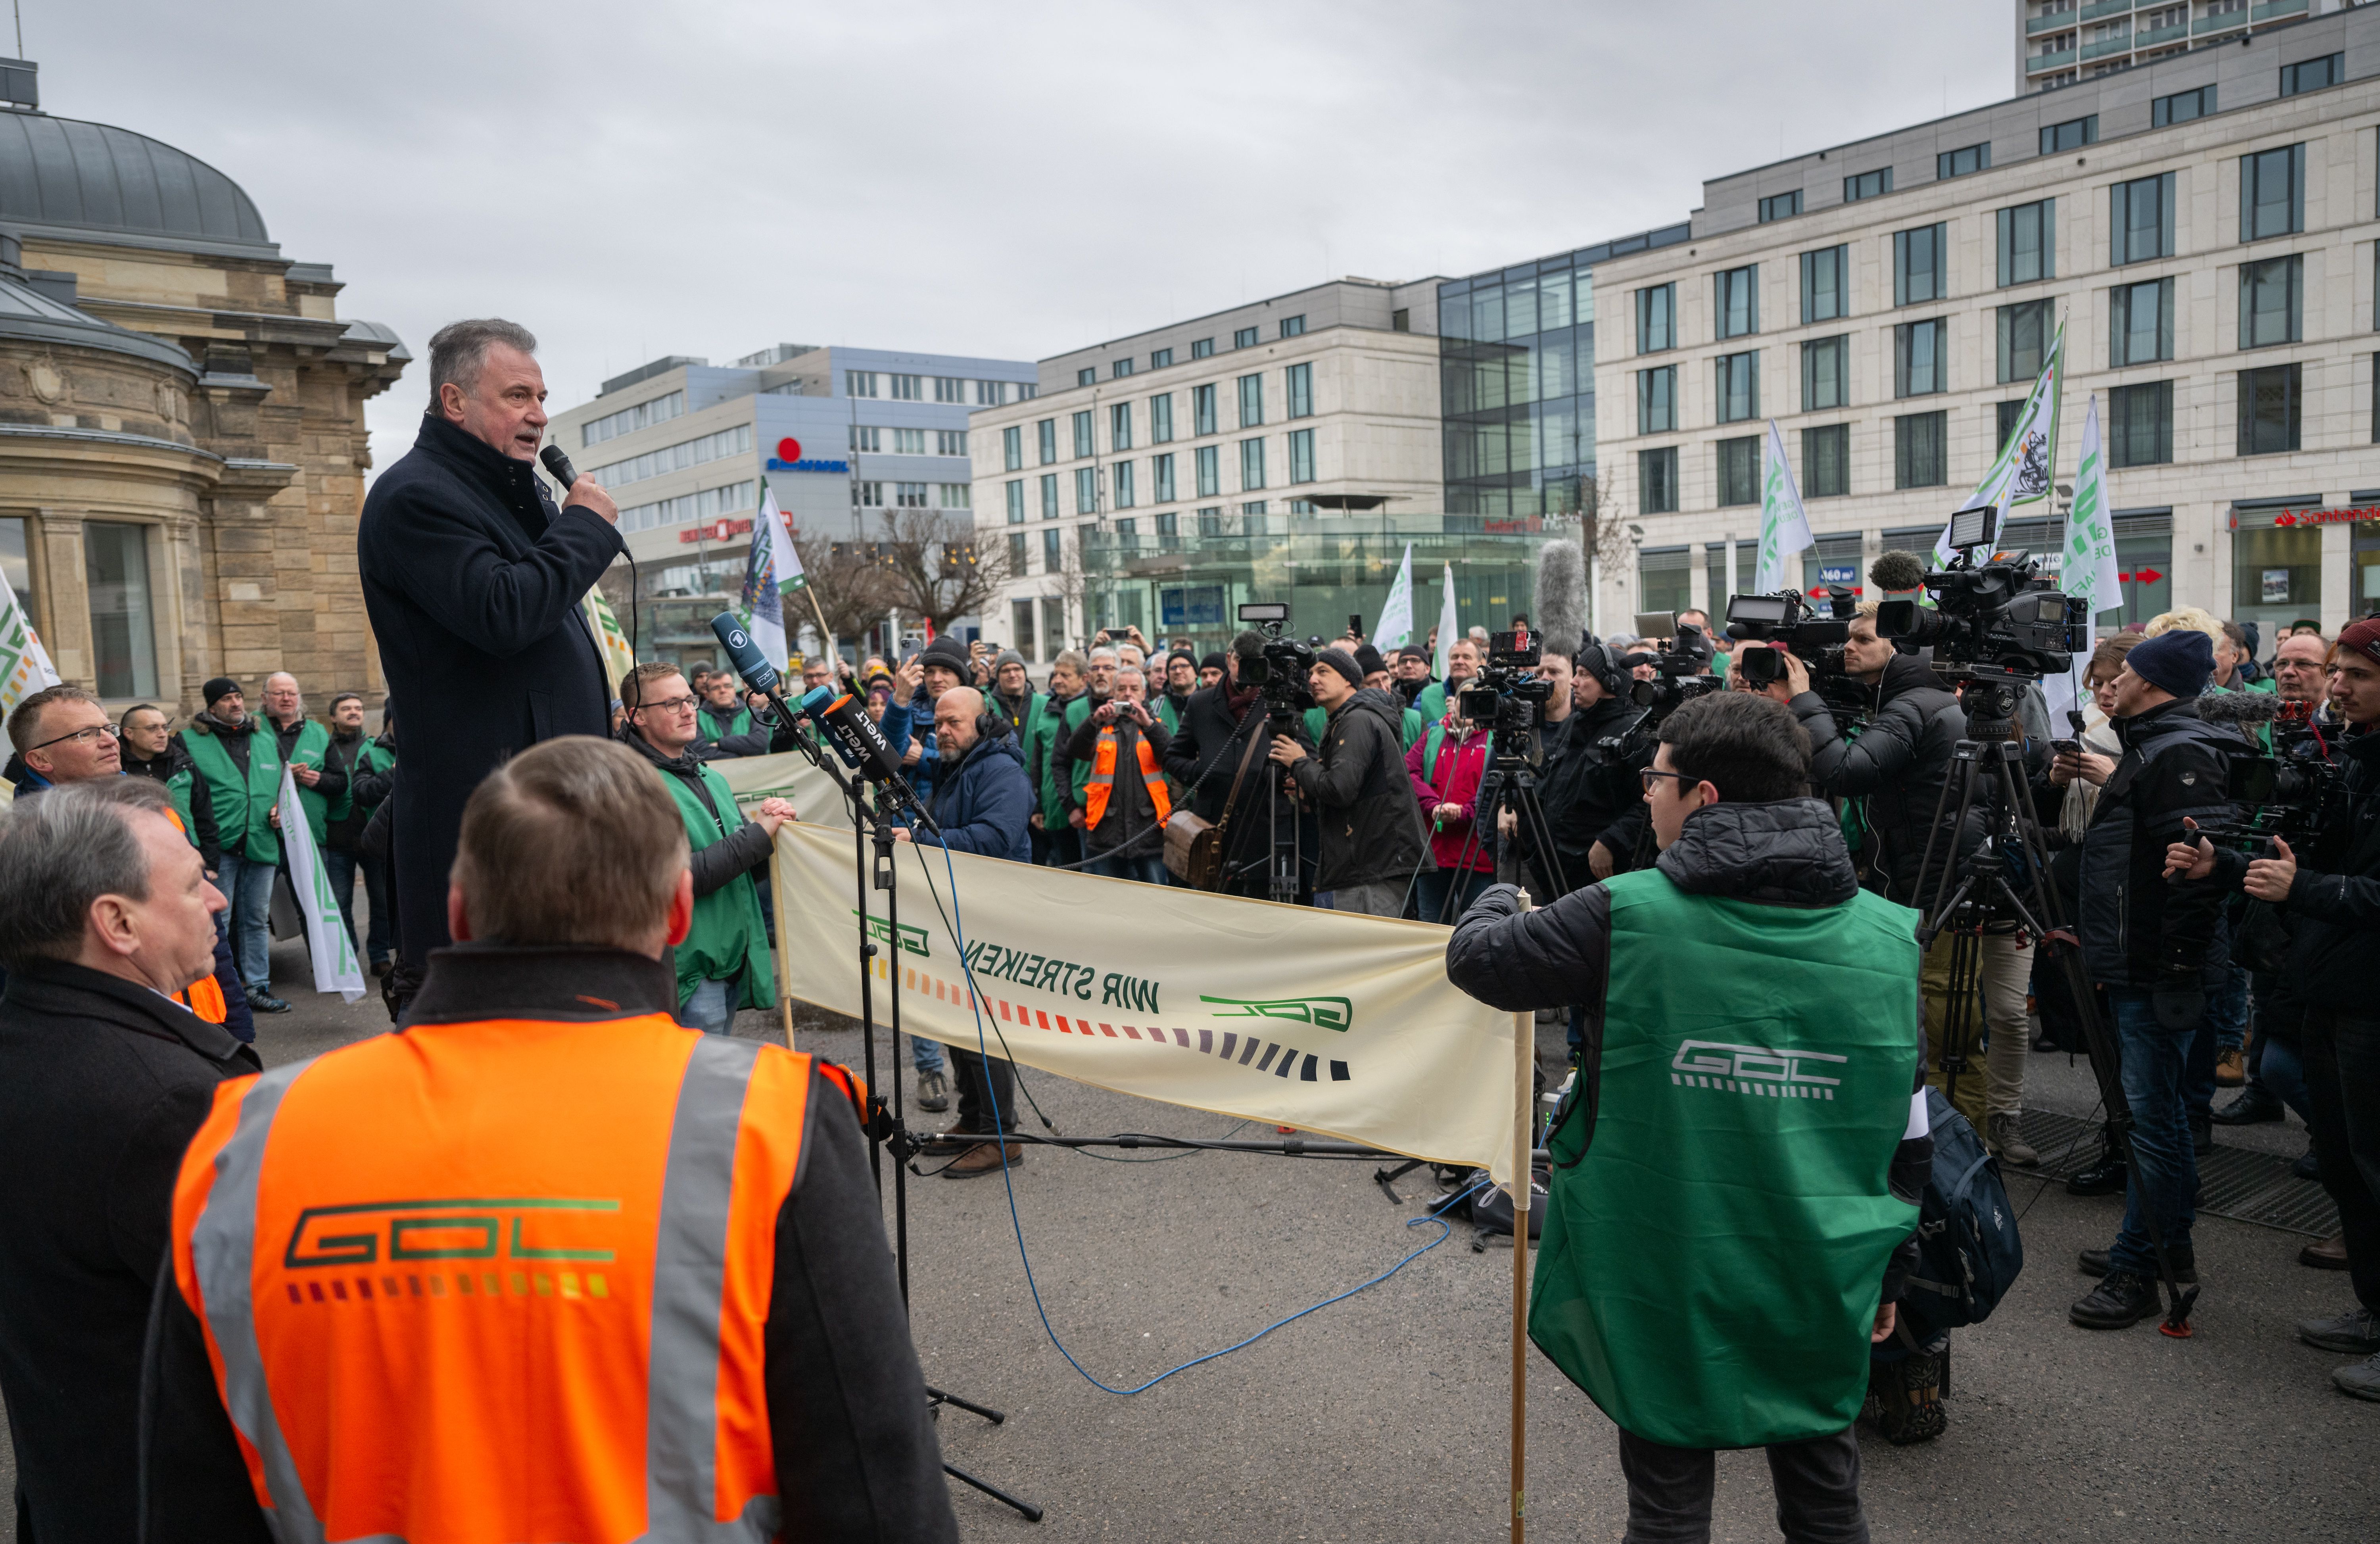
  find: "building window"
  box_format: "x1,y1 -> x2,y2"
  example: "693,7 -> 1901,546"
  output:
2111,172 -> 2176,265
1195,444 -> 1219,497
1157,511 -> 1178,536
851,481 -> 883,508
1192,337 -> 1215,359
1713,265 -> 1758,340
893,482 -> 927,508
1150,394 -> 1174,444
1043,528 -> 1063,571
1996,398 -> 2027,453
933,376 -> 964,403
1803,424 -> 1849,497
848,425 -> 881,453
975,379 -> 1009,406
2237,363 -> 2301,455
1893,223 -> 1946,306
1153,452 -> 1177,503
1759,190 -> 1802,223
1006,481 -> 1025,522
1802,335 -> 1848,411
1894,319 -> 1946,397
1714,351 -> 1758,423
1997,299 -> 2054,384
2280,53 -> 2343,98
1392,309 -> 1411,332
2108,380 -> 2173,467
937,429 -> 967,457
1077,367 -> 1096,388
1037,419 -> 1057,465
1239,438 -> 1265,490
1075,467 -> 1098,514
1844,167 -> 1892,202
1639,447 -> 1679,514
1639,547 -> 1691,618
2239,255 -> 2303,349
1151,348 -> 1173,369
1286,362 -> 1313,419
1112,461 -> 1135,509
1240,502 -> 1268,527
2110,276 -> 2175,366
1072,411 -> 1094,459
2154,84 -> 2214,126
1894,412 -> 1947,489
2040,115 -> 2097,155
1193,383 -> 1218,436
1002,426 -> 1022,471
2241,144 -> 2305,240
1635,283 -> 1676,353
1996,200 -> 2055,286
1196,506 -> 1223,536
83,521 -> 156,697
1111,401 -> 1133,451
938,484 -> 971,509
845,371 -> 878,398
892,428 -> 925,455
1039,473 -> 1059,519
1279,315 -> 1305,338
1637,366 -> 1677,434
1112,359 -> 1134,380
1937,142 -> 1990,180
580,389 -> 685,447
1716,436 -> 1760,507
1236,373 -> 1263,428
890,374 -> 921,401
1800,245 -> 1848,324
1041,595 -> 1066,650
1011,598 -> 1037,659
1289,428 -> 1316,484
1233,326 -> 1259,350
1008,533 -> 1029,577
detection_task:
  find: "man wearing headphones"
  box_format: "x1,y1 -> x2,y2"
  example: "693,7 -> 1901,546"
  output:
1512,635 -> 1654,889
893,686 -> 1035,1175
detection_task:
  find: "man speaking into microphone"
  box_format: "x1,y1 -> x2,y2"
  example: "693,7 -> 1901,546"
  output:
358,319 -> 623,1001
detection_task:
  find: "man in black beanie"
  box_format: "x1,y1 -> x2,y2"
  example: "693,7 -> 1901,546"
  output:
1269,646 -> 1431,914
2055,626 -> 2244,1330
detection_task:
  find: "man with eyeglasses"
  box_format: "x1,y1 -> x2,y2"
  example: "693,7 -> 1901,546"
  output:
618,661 -> 799,1033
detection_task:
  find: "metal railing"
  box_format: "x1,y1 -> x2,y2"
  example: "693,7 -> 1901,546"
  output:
2027,45 -> 2080,70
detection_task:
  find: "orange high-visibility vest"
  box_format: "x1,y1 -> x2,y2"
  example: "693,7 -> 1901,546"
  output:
1082,726 -> 1171,832
162,805 -> 228,1025
167,1013 -> 834,1542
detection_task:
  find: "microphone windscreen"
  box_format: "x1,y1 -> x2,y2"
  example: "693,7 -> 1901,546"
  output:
2198,689 -> 2284,726
1869,550 -> 1929,594
1533,540 -> 1587,655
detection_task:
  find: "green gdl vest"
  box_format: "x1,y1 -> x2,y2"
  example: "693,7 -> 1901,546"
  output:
180,723 -> 285,867
1532,867 -> 1921,1450
656,761 -> 776,1014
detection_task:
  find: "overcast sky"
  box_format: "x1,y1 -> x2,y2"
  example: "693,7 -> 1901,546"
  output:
38,0 -> 2010,474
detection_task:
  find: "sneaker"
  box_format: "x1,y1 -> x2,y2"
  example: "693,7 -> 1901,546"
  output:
915,1069 -> 950,1114
1988,1113 -> 2039,1167
2296,1307 -> 2380,1355
2215,1046 -> 2247,1087
246,991 -> 291,1015
2334,1352 -> 2380,1402
2070,1270 -> 2161,1330
2300,1233 -> 2350,1271
944,1141 -> 1023,1177
2078,1246 -> 2196,1285
2065,1154 -> 2127,1197
2211,1089 -> 2286,1125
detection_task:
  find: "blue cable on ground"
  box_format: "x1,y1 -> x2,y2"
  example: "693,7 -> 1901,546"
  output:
910,839 -> 1481,1396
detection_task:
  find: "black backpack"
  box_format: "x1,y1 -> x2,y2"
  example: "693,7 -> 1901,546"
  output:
1898,1088 -> 2024,1340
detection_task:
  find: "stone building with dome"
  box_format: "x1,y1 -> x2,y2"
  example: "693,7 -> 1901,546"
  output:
0,62 -> 407,716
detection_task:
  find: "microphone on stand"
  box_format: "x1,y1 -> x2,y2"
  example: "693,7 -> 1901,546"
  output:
710,613 -> 936,830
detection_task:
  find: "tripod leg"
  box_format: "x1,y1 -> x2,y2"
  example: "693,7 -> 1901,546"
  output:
927,1384 -> 1007,1424
944,1461 -> 1046,1522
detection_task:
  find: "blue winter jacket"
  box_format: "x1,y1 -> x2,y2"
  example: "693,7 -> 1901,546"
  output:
919,729 -> 1034,863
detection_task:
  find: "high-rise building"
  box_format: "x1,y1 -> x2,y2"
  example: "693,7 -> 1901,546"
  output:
2016,0 -> 2363,96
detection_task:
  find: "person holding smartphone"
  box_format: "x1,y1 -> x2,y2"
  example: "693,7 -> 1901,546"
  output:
1063,664 -> 1172,885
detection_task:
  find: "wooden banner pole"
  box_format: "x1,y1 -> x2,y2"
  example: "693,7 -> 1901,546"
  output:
772,848 -> 795,1050
1511,889 -> 1534,1543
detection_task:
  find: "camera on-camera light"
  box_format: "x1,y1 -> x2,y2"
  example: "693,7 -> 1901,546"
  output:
1234,601 -> 1316,725
1871,505 -> 2090,683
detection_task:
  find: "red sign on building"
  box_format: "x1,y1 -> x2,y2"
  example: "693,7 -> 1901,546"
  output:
678,517 -> 754,545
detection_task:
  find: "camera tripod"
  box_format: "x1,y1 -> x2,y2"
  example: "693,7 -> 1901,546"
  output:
1222,706 -> 1310,905
1430,721 -> 1570,919
1912,674 -> 2199,1336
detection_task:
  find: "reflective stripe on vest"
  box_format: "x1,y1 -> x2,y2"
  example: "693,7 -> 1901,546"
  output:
173,1020 -> 805,1541
1082,726 -> 1171,831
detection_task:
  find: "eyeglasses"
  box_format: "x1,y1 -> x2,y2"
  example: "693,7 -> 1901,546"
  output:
1639,768 -> 1693,791
638,695 -> 699,714
30,722 -> 121,752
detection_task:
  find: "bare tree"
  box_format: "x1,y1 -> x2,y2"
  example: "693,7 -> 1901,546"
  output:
875,507 -> 1016,636
790,526 -> 897,648
1575,470 -> 1632,637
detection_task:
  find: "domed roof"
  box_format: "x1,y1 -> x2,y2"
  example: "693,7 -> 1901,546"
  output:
0,111 -> 273,256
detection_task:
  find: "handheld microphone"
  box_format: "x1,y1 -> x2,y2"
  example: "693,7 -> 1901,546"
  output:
539,444 -> 580,490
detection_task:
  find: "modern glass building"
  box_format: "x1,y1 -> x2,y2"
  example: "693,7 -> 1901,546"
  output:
1436,224 -> 1691,521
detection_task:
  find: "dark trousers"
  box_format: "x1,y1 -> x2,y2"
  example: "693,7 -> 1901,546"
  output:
2105,986 -> 2201,1274
2301,1009 -> 2380,1313
951,1045 -> 1015,1134
1040,824 -> 1081,868
1414,865 -> 1492,926
324,848 -> 362,958
361,850 -> 392,965
1617,1425 -> 1868,1544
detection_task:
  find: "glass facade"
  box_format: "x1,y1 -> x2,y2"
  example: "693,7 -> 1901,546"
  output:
1437,224 -> 1691,521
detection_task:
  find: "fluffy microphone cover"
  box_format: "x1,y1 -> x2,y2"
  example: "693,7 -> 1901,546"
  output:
1535,539 -> 1587,652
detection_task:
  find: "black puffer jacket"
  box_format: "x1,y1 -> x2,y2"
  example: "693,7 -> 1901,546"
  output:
1793,652 -> 1975,907
1516,697 -> 1652,892
1284,687 -> 1432,890
2214,722 -> 2380,1010
2077,697 -> 2240,988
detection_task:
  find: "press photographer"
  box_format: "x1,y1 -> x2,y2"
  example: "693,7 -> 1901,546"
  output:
1163,627 -> 1314,900
1445,691 -> 1926,1539
1268,646 -> 1430,914
2168,620 -> 2380,1396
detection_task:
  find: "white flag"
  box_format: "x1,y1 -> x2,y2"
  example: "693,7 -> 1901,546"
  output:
1373,543 -> 1415,649
1754,420 -> 1814,595
2049,395 -> 2123,722
278,764 -> 367,1003
1431,563 -> 1461,681
736,483 -> 793,673
0,561 -> 60,725
1940,317 -> 2065,564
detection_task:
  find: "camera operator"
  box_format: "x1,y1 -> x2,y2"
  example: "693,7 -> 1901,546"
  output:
1506,639 -> 1652,890
1446,692 -> 1925,1539
1268,647 -> 1430,914
2168,622 -> 2380,1392
1162,632 -> 1307,899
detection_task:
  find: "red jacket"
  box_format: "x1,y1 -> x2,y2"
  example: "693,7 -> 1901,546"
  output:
1406,722 -> 1495,874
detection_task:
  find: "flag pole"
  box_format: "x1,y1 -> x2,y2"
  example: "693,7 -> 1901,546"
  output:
1510,889 -> 1534,1544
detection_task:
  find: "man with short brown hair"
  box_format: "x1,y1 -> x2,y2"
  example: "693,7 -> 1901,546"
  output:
6,683 -> 120,789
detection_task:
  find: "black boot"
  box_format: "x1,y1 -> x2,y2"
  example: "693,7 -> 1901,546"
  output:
2066,1152 -> 2128,1196
2190,1110 -> 2214,1156
2211,1087 -> 2285,1125
2070,1270 -> 2162,1329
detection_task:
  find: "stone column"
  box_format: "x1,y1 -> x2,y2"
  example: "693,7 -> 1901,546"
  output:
33,509 -> 90,689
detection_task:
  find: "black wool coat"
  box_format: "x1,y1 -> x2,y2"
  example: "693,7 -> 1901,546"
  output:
358,414 -> 623,968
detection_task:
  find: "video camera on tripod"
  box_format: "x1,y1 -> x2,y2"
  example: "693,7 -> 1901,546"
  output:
1725,589 -> 1870,718
2197,694 -> 2348,848
1872,507 -> 2089,711
1233,601 -> 1316,726
1598,614 -> 1720,744
1457,627 -> 1557,745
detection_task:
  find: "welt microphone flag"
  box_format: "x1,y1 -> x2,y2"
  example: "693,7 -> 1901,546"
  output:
1372,542 -> 1416,649
276,763 -> 367,1003
1754,420 -> 1814,593
1940,315 -> 2064,565
736,482 -> 793,673
2049,395 -> 2121,719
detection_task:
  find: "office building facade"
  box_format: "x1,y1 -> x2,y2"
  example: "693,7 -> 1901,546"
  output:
2018,0 -> 2363,96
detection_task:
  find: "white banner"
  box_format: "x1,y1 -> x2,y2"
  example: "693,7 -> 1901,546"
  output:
1374,543 -> 1415,649
771,822 -> 1522,1183
709,750 -> 850,827
1941,316 -> 2064,564
277,764 -> 366,1002
2049,395 -> 2122,723
1432,563 -> 1461,680
1754,419 -> 1814,594
0,561 -> 59,725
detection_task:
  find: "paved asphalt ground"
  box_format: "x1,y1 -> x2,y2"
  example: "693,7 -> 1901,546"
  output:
6,927 -> 2375,1542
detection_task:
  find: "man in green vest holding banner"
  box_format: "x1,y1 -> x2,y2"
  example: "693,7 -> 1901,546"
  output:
1447,691 -> 1929,1541
259,672 -> 345,854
